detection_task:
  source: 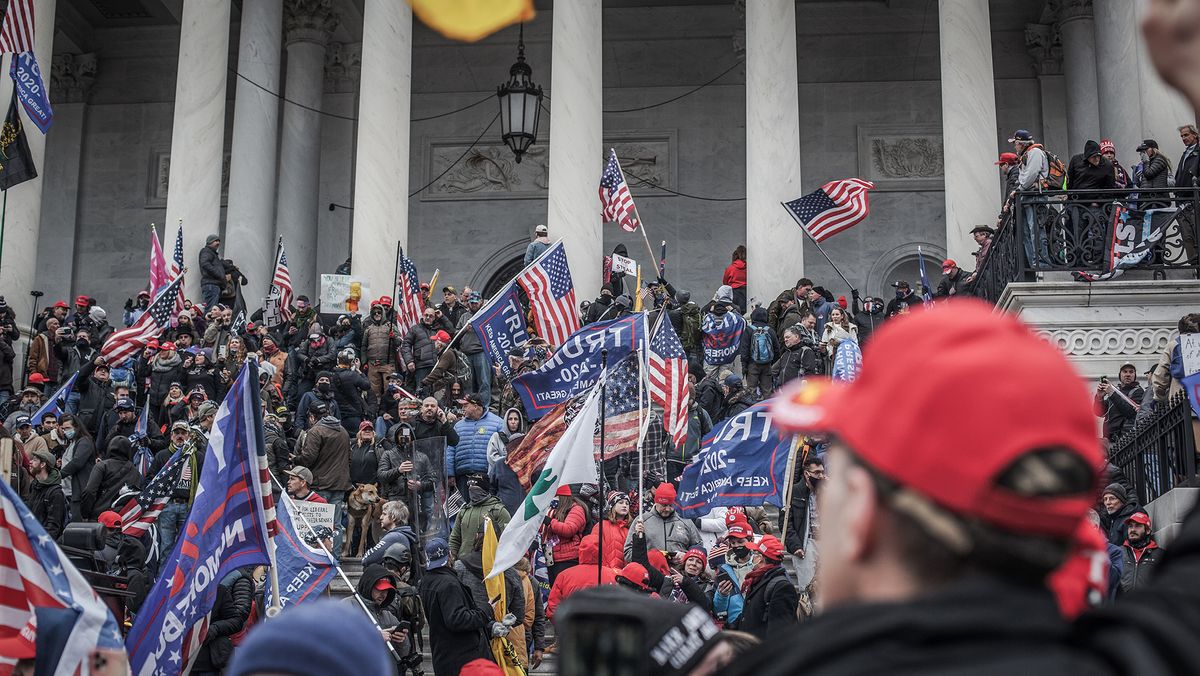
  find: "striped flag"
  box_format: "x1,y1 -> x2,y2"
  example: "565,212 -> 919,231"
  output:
100,273 -> 182,366
516,241 -> 579,346
170,222 -> 186,313
270,240 -> 294,323
149,225 -> 169,295
600,354 -> 646,459
783,178 -> 875,242
599,149 -> 641,232
118,448 -> 187,538
648,318 -> 689,450
0,480 -> 125,675
29,373 -> 77,426
395,250 -> 425,336
0,0 -> 34,55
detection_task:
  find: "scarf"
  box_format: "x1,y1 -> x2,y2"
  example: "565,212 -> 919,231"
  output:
741,561 -> 779,596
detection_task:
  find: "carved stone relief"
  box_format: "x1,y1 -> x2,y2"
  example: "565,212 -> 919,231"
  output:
147,147 -> 232,208
856,125 -> 944,191
422,133 -> 675,201
1041,327 -> 1175,358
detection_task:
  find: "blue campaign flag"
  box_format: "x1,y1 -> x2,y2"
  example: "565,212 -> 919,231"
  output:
1183,371 -> 1200,420
470,281 -> 530,379
676,402 -> 794,518
831,340 -> 862,382
513,313 -> 645,419
30,372 -> 78,425
271,494 -> 336,607
10,52 -> 53,134
126,363 -> 273,675
701,311 -> 745,366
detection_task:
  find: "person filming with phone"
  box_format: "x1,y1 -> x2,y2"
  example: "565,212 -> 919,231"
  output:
1094,362 -> 1144,443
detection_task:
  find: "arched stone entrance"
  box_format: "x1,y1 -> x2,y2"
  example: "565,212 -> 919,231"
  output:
866,241 -> 947,299
470,239 -> 528,298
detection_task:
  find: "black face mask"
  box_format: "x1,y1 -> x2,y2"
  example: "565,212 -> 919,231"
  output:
77,338 -> 90,347
731,545 -> 750,558
317,382 -> 331,393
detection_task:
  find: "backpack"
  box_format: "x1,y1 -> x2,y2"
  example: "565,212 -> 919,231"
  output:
1030,144 -> 1068,191
750,326 -> 774,365
680,305 -> 702,352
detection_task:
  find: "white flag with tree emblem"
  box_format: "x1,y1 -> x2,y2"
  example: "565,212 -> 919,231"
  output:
486,386 -> 602,579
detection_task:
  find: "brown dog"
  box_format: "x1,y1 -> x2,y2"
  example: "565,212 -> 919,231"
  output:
343,482 -> 382,558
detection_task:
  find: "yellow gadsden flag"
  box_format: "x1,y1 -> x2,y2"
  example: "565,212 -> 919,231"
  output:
483,517 -> 525,675
408,0 -> 535,43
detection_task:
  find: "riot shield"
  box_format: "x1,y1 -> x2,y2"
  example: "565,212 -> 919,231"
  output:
414,436 -> 449,541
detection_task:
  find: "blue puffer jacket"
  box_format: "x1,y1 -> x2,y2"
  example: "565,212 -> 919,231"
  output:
447,411 -> 504,476
711,562 -> 745,625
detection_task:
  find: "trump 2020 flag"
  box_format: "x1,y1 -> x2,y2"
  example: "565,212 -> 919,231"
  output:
0,480 -> 124,676
676,402 -> 793,518
487,385 -> 602,579
470,282 -> 530,380
701,311 -> 745,366
271,494 -> 336,607
126,363 -> 274,676
29,372 -> 77,425
832,340 -> 862,382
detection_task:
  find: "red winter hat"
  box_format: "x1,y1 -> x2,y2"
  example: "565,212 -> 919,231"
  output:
746,535 -> 785,561
837,295 -> 848,309
432,330 -> 451,343
647,549 -> 670,575
1099,139 -> 1116,155
555,484 -> 573,497
617,562 -> 651,589
771,300 -> 1100,539
683,547 -> 708,568
653,482 -> 677,505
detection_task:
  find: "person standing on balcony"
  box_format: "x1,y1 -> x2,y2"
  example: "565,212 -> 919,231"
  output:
1134,139 -> 1171,210
1011,129 -> 1049,266
1175,125 -> 1200,264
1100,140 -> 1130,189
1094,362 -> 1145,442
1067,140 -> 1116,266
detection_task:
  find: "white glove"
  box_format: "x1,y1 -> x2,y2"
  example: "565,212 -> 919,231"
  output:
490,621 -> 511,638
501,613 -> 518,627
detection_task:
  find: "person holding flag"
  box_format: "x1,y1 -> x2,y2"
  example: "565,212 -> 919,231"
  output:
419,536 -> 509,676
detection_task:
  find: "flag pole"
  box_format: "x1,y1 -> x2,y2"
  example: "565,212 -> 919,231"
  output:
598,348 -> 608,586
392,242 -> 403,322
780,202 -> 859,296
611,149 -> 661,269
779,435 -> 804,551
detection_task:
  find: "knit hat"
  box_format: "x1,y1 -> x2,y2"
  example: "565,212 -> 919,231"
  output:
713,285 -> 734,304
653,482 -> 677,505
227,600 -> 392,676
555,484 -> 573,498
1101,483 -> 1128,505
683,547 -> 708,568
89,306 -> 107,323
1099,139 -> 1116,155
206,233 -> 221,245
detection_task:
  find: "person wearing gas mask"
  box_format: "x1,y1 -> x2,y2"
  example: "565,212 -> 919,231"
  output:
377,422 -> 437,535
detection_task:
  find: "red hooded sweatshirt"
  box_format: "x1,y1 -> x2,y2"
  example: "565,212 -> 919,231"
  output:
546,533 -> 618,621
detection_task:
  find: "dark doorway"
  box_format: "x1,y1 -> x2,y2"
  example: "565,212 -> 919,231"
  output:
483,255 -> 526,298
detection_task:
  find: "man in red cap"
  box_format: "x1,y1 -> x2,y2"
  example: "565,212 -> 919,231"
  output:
625,482 -> 700,563
736,534 -> 797,640
935,258 -> 971,299
732,301 -> 1200,675
1120,511 -> 1164,593
996,150 -> 1021,199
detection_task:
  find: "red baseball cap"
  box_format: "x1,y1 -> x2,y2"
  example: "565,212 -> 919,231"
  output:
432,330 -> 451,343
647,549 -> 670,575
74,295 -> 89,306
373,577 -> 395,592
995,151 -> 1020,165
160,341 -> 177,351
617,562 -> 651,589
26,373 -> 47,385
941,258 -> 957,272
146,339 -> 160,350
746,535 -> 785,561
98,511 -> 122,528
725,521 -> 754,540
1126,511 -> 1151,526
378,295 -> 393,306
52,300 -> 68,309
771,301 -> 1100,538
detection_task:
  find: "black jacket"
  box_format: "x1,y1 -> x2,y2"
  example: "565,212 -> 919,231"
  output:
73,360 -> 113,434
418,565 -> 494,676
1097,381 -> 1145,441
59,436 -> 96,503
1176,144 -> 1200,190
198,244 -> 226,286
29,470 -> 66,539
332,366 -> 370,418
1103,501 -> 1140,547
82,437 -> 142,519
1120,540 -> 1165,593
736,564 -> 798,640
410,415 -> 460,446
192,569 -> 254,671
348,440 -> 381,485
1141,153 -> 1171,189
1067,141 -> 1116,199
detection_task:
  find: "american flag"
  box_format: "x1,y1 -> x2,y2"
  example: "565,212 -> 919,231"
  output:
783,178 -> 875,243
170,222 -> 186,313
597,354 -> 647,459
118,447 -> 188,538
648,317 -> 689,450
271,240 -> 294,323
599,149 -> 640,233
0,0 -> 34,55
0,481 -> 125,675
395,251 -> 425,336
100,273 -> 182,365
149,225 -> 168,295
516,241 -> 579,346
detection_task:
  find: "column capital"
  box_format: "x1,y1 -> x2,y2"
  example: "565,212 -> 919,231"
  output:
49,52 -> 97,104
284,0 -> 339,46
324,41 -> 360,93
1025,23 -> 1063,76
1054,0 -> 1093,25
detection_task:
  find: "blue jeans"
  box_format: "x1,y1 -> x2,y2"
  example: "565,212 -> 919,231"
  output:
201,283 -> 222,312
469,351 -> 491,407
157,500 -> 190,561
315,488 -> 347,558
1023,205 -> 1049,267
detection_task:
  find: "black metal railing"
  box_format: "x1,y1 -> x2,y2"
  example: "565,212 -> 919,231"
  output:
973,187 -> 1200,304
1110,390 -> 1199,506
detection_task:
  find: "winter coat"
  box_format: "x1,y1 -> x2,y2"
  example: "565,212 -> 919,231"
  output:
360,318 -> 397,364
736,564 -> 798,639
59,436 -> 96,502
348,440 -> 381,485
719,389 -> 757,423
695,373 -> 725,422
377,433 -> 437,502
184,364 -> 219,401
454,312 -> 483,355
139,353 -> 185,410
1139,153 -> 1171,190
448,411 -> 504,477
294,416 -> 352,492
1103,501 -> 1140,547
524,237 -> 551,266
449,496 -> 510,561
453,553 -> 525,629
544,503 -> 588,563
411,415 -> 460,446
29,469 -> 66,539
73,364 -> 113,434
1120,540 -> 1165,593
351,565 -> 411,664
546,535 -> 617,620
1177,143 -> 1200,189
362,525 -> 420,569
821,323 -> 858,357
192,569 -> 253,671
26,332 -> 61,382
935,270 -> 972,299
1095,381 -> 1145,441
82,437 -> 142,519
422,346 -> 462,393
623,509 -> 701,560
710,562 -> 747,626
401,322 -> 448,371
723,259 -> 747,289
294,337 -> 336,382
772,340 -> 818,387
741,320 -> 781,368
588,519 -> 631,569
1067,142 -> 1116,199
418,566 -> 493,676
295,389 -> 340,431
331,366 -> 369,418
198,245 -> 226,286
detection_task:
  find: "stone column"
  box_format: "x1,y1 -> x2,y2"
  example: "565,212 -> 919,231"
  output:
1057,0 -> 1100,156
546,0 -> 603,296
35,53 -> 96,303
318,43 -> 359,275
1093,0 -> 1142,156
939,0 -> 1000,265
352,0 -> 411,299
275,0 -> 338,298
225,0 -> 283,299
745,0 -> 802,303
164,0 -> 232,301
1026,24 -> 1069,157
0,0 -> 57,340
